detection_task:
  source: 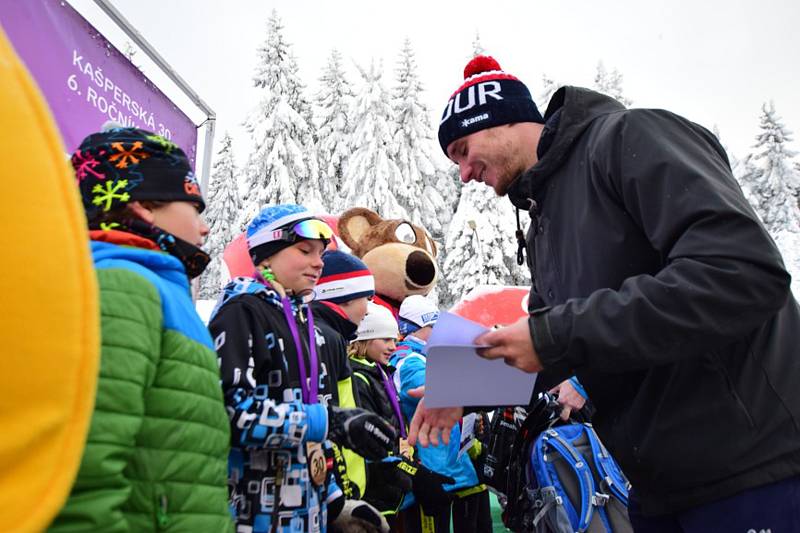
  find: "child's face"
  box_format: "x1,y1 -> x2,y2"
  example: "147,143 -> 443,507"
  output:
266,239 -> 326,295
339,296 -> 370,326
149,201 -> 209,247
366,338 -> 397,365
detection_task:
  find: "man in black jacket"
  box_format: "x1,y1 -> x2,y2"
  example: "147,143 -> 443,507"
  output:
410,55 -> 800,531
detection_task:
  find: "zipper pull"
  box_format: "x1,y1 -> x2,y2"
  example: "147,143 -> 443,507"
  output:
157,494 -> 169,527
514,207 -> 527,266
528,198 -> 539,218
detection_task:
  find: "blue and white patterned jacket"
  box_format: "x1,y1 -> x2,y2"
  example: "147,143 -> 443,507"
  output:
210,278 -> 342,533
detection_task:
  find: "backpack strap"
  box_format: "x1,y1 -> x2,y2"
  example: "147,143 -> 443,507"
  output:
532,427 -> 595,532
585,425 -> 630,506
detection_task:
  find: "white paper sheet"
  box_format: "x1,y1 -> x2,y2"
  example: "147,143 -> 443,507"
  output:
424,312 -> 537,408
457,413 -> 477,459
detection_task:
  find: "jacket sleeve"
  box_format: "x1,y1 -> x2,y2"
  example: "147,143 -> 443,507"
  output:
331,350 -> 366,498
52,269 -> 161,532
396,355 -> 427,412
533,109 -> 792,375
210,299 -> 327,449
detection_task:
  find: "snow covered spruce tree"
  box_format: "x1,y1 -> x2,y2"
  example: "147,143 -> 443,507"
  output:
738,101 -> 800,296
740,101 -> 800,233
472,31 -> 485,57
594,61 -> 632,106
392,38 -> 449,239
538,74 -> 560,112
199,133 -> 242,299
439,181 -> 530,307
314,48 -> 353,210
241,10 -> 321,224
341,60 -> 407,218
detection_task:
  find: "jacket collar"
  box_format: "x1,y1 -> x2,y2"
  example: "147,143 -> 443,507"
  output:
508,86 -> 626,208
310,301 -> 358,341
397,336 -> 426,354
209,276 -> 301,322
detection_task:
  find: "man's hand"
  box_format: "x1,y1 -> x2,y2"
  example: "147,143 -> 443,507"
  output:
549,379 -> 587,421
475,315 -> 543,372
407,387 -> 463,448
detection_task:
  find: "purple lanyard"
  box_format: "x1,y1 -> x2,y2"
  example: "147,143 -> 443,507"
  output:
281,296 -> 319,404
378,365 -> 407,439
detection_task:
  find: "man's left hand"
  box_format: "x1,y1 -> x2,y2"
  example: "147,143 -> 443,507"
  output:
407,387 -> 464,448
475,315 -> 543,372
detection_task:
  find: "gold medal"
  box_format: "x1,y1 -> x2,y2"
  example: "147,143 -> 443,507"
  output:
306,442 -> 326,487
399,438 -> 413,459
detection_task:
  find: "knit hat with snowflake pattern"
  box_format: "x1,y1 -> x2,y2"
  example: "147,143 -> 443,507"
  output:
71,125 -> 204,221
437,55 -> 544,156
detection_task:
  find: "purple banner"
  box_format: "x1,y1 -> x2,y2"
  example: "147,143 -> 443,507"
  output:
0,0 -> 197,164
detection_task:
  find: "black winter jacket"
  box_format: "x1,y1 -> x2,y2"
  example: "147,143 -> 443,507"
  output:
509,86 -> 800,515
350,358 -> 403,434
309,301 -> 357,407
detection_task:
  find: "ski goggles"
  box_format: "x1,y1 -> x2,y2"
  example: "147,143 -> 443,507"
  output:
248,217 -> 335,250
271,218 -> 334,244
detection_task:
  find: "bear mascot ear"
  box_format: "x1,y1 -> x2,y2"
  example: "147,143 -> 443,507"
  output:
338,207 -> 383,257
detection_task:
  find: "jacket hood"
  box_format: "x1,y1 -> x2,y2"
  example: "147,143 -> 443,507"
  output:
508,86 -> 626,208
91,240 -> 188,290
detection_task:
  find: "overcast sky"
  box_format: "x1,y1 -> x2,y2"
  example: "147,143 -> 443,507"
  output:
71,0 -> 800,173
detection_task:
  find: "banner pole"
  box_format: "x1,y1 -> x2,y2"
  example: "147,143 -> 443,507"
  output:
90,0 -> 216,190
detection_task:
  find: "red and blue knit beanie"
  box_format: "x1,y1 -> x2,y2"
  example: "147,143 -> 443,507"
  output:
437,55 -> 544,156
315,250 -> 375,304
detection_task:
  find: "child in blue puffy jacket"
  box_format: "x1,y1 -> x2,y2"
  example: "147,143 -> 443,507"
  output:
390,295 -> 492,533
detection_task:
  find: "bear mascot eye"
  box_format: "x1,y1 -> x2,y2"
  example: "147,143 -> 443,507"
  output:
395,222 -> 416,244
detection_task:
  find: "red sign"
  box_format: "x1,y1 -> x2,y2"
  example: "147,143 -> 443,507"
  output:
450,285 -> 530,328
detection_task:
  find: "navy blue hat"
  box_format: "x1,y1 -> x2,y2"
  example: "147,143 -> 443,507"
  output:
315,250 -> 375,304
438,56 -> 544,155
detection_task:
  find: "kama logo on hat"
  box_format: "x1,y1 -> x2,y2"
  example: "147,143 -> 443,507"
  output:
461,113 -> 490,128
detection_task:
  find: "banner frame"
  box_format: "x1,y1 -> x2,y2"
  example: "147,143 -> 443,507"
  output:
91,0 -> 216,194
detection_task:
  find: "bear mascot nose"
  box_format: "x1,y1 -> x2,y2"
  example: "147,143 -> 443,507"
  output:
406,250 -> 436,286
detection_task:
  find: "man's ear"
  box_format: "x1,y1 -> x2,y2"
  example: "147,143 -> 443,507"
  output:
338,207 -> 382,255
127,201 -> 156,224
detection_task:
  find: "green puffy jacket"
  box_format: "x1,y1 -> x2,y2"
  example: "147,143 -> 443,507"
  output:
49,238 -> 232,532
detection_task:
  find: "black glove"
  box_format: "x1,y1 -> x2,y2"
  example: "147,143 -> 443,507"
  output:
364,459 -> 413,512
402,460 -> 455,516
327,406 -> 397,461
330,498 -> 390,533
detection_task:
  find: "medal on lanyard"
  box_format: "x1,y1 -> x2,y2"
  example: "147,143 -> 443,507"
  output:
378,365 -> 407,439
280,295 -> 325,486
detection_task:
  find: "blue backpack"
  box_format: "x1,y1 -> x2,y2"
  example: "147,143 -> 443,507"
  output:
503,396 -> 633,533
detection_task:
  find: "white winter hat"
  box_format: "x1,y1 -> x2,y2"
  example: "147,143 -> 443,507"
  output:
356,303 -> 399,341
398,295 -> 440,335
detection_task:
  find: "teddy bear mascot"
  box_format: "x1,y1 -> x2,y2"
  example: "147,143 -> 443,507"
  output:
337,208 -> 439,316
